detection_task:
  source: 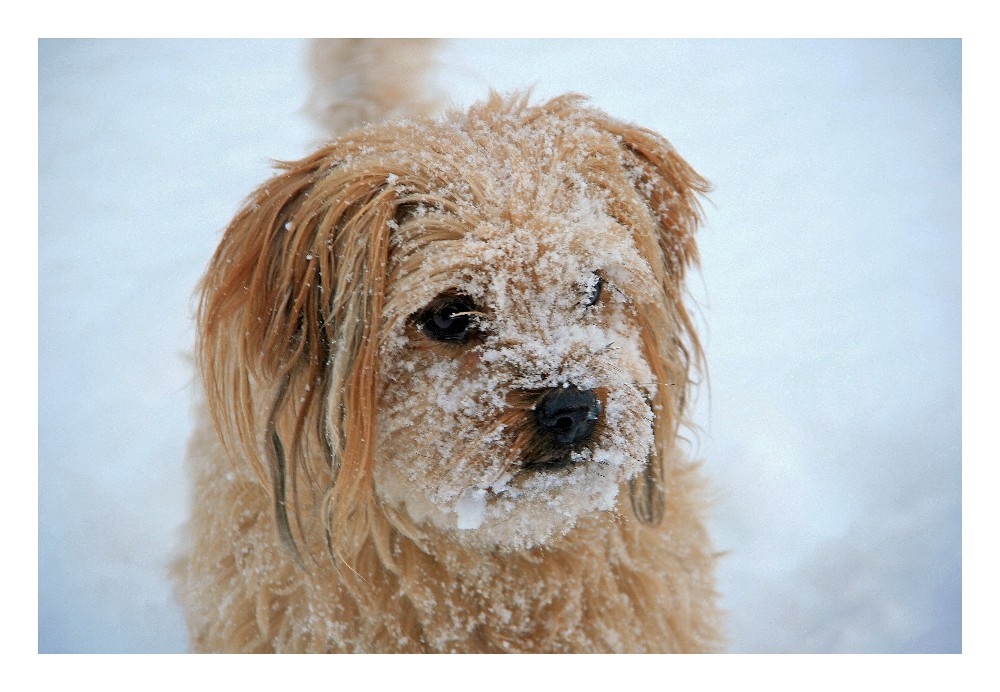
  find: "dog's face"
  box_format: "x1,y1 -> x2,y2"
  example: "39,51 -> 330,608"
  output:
199,94 -> 707,558
375,178 -> 664,549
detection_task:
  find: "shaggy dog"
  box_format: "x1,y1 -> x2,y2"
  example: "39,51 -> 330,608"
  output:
174,39 -> 721,653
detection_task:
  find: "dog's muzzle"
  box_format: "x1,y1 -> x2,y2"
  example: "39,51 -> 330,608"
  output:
533,385 -> 603,450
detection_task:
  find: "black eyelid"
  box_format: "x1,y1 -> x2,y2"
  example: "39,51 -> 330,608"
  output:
584,276 -> 604,307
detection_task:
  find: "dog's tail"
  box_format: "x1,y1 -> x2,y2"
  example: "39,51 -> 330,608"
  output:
306,38 -> 444,136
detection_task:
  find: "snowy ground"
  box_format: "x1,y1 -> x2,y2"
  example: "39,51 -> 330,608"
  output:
38,39 -> 961,653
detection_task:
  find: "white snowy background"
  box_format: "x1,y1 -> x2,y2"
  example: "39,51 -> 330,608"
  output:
38,38 -> 961,653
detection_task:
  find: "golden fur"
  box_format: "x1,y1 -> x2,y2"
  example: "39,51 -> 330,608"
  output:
174,44 -> 721,653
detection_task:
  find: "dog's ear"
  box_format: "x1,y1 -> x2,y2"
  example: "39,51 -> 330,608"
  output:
599,118 -> 709,285
198,145 -> 398,561
595,116 -> 709,527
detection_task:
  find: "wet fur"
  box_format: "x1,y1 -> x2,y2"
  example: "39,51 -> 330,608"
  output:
174,45 -> 721,653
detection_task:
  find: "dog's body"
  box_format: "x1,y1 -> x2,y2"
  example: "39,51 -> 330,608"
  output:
174,40 -> 721,653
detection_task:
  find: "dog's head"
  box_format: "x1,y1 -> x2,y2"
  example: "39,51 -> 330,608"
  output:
199,93 -> 707,559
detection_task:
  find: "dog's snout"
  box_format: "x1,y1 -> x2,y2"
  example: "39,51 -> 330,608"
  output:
534,386 -> 602,447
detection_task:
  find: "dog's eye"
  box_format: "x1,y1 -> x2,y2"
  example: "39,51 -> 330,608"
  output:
418,296 -> 478,343
584,277 -> 604,308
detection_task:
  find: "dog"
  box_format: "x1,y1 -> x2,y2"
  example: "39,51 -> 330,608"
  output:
174,39 -> 721,653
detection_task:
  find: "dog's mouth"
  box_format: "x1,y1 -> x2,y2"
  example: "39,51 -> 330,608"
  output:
517,434 -> 600,475
519,451 -> 576,474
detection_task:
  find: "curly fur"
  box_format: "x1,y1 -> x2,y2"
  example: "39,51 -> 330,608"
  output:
173,41 -> 721,653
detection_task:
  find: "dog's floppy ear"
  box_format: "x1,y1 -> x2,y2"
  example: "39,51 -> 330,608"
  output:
600,118 -> 709,286
597,116 -> 709,527
198,145 -> 397,561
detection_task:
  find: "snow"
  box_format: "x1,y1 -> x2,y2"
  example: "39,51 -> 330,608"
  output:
38,39 -> 961,653
455,489 -> 488,530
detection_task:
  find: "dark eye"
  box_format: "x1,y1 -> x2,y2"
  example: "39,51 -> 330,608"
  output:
418,296 -> 478,343
584,277 -> 603,308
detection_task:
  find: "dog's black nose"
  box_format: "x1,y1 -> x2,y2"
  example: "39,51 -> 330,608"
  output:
534,386 -> 603,447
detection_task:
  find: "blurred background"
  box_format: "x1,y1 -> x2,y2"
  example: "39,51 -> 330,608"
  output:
38,38 -> 961,653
